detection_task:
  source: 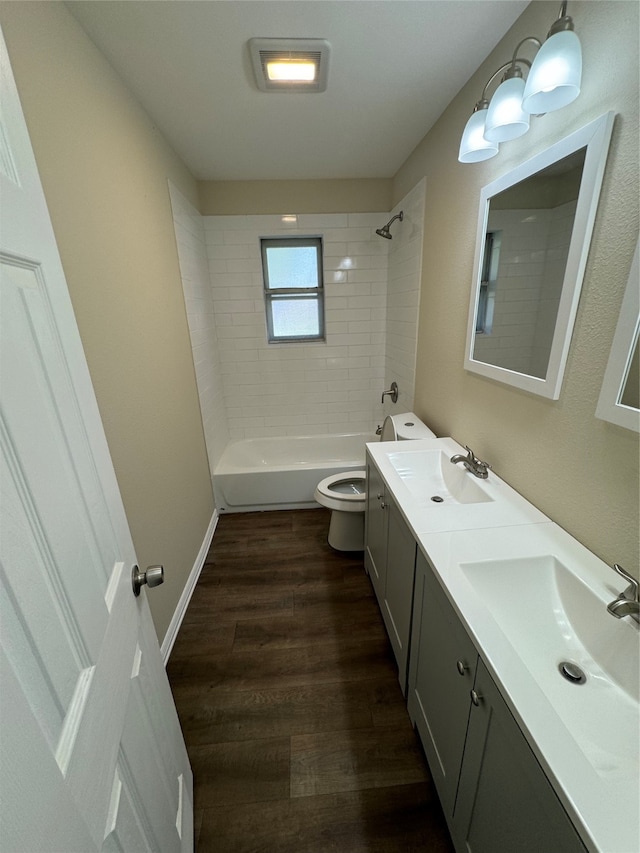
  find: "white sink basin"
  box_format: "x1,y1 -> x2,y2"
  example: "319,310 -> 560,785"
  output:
388,449 -> 493,504
366,437 -> 548,533
420,522 -> 640,853
460,554 -> 639,775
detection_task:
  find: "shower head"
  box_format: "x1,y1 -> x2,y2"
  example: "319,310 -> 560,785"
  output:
375,211 -> 403,239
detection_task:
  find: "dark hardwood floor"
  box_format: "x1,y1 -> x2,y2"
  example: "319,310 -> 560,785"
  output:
167,508 -> 454,852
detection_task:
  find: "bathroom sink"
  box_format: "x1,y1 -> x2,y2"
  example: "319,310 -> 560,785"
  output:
387,449 -> 492,504
460,553 -> 640,772
419,522 -> 640,853
366,437 -> 549,533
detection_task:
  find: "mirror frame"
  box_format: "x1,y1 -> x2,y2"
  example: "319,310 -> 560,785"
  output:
464,111 -> 615,400
596,240 -> 640,432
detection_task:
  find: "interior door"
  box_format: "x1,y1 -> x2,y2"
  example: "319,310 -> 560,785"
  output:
0,26 -> 193,853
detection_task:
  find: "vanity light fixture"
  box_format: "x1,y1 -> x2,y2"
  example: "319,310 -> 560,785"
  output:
249,38 -> 331,93
459,1 -> 582,163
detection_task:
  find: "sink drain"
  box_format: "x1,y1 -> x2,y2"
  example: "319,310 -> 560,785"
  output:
558,661 -> 586,684
430,495 -> 444,503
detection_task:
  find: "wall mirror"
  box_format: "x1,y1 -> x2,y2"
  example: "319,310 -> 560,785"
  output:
464,112 -> 615,399
596,241 -> 640,432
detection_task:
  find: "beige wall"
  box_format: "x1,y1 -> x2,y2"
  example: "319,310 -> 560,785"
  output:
199,178 -> 392,215
395,1 -> 639,573
0,2 -> 215,640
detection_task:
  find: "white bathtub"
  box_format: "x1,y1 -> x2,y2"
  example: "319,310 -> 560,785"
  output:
213,432 -> 376,513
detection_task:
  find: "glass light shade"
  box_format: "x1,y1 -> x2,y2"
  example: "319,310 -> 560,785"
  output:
522,30 -> 582,114
484,77 -> 530,142
458,109 -> 499,163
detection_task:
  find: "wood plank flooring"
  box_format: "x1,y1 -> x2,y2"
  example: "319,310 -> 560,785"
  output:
167,508 -> 454,852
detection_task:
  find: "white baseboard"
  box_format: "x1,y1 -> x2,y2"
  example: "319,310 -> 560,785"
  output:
161,510 -> 218,666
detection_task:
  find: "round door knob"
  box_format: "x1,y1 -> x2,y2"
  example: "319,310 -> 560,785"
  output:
132,564 -> 164,597
456,660 -> 469,676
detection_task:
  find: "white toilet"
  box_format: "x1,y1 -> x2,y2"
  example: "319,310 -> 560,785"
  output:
314,412 -> 436,551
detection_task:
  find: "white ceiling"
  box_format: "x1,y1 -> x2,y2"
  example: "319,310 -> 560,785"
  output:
68,0 -> 530,181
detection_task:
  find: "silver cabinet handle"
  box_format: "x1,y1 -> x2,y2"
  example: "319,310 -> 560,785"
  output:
456,660 -> 469,676
132,564 -> 164,597
470,689 -> 482,706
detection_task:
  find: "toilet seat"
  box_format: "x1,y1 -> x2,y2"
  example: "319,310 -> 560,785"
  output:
314,413 -> 435,551
314,471 -> 366,513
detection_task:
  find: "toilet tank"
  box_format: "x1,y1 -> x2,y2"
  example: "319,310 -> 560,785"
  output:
380,412 -> 436,441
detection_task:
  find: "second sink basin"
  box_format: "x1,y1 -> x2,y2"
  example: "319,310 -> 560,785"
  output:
419,522 -> 640,853
459,552 -> 639,774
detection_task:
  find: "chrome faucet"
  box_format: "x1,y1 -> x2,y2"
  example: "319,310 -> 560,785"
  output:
450,445 -> 492,479
607,564 -> 640,622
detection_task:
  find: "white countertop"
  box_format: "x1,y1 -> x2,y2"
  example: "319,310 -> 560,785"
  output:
367,437 -> 549,533
366,437 -> 640,853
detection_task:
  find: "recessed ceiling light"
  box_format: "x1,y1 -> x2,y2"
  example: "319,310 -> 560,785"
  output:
267,61 -> 316,83
249,38 -> 330,93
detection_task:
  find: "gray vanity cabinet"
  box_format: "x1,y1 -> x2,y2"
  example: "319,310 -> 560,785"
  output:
364,460 -> 387,600
365,458 -> 417,693
408,549 -> 587,853
382,494 -> 417,692
453,658 -> 587,853
407,549 -> 478,817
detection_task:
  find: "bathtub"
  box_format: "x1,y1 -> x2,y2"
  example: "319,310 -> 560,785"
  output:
213,432 -> 376,513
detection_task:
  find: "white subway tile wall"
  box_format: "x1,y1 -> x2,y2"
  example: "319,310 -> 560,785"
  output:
204,212 -> 391,438
169,184 -> 230,470
170,182 -> 425,450
383,178 -> 426,419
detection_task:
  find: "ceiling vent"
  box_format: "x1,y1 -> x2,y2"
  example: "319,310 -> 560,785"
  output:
249,38 -> 330,93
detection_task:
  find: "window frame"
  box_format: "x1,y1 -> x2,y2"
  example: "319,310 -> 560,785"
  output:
475,230 -> 501,335
260,236 -> 325,343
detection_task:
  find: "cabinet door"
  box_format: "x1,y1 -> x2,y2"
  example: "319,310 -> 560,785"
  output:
408,550 -> 478,819
382,496 -> 417,693
364,460 -> 388,599
453,659 -> 587,853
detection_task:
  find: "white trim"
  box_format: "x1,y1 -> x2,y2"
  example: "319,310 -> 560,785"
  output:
464,111 -> 615,400
596,240 -> 640,432
161,510 -> 218,665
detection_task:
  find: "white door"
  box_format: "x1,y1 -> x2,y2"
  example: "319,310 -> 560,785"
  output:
0,27 -> 193,853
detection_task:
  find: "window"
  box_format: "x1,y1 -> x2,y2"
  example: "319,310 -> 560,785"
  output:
261,237 -> 325,342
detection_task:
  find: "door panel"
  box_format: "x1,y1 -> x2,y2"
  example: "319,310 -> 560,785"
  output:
454,659 -> 587,853
382,496 -> 417,692
365,461 -> 387,596
408,551 -> 477,818
0,24 -> 192,853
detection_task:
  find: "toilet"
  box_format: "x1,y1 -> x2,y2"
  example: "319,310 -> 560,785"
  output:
314,412 -> 436,551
